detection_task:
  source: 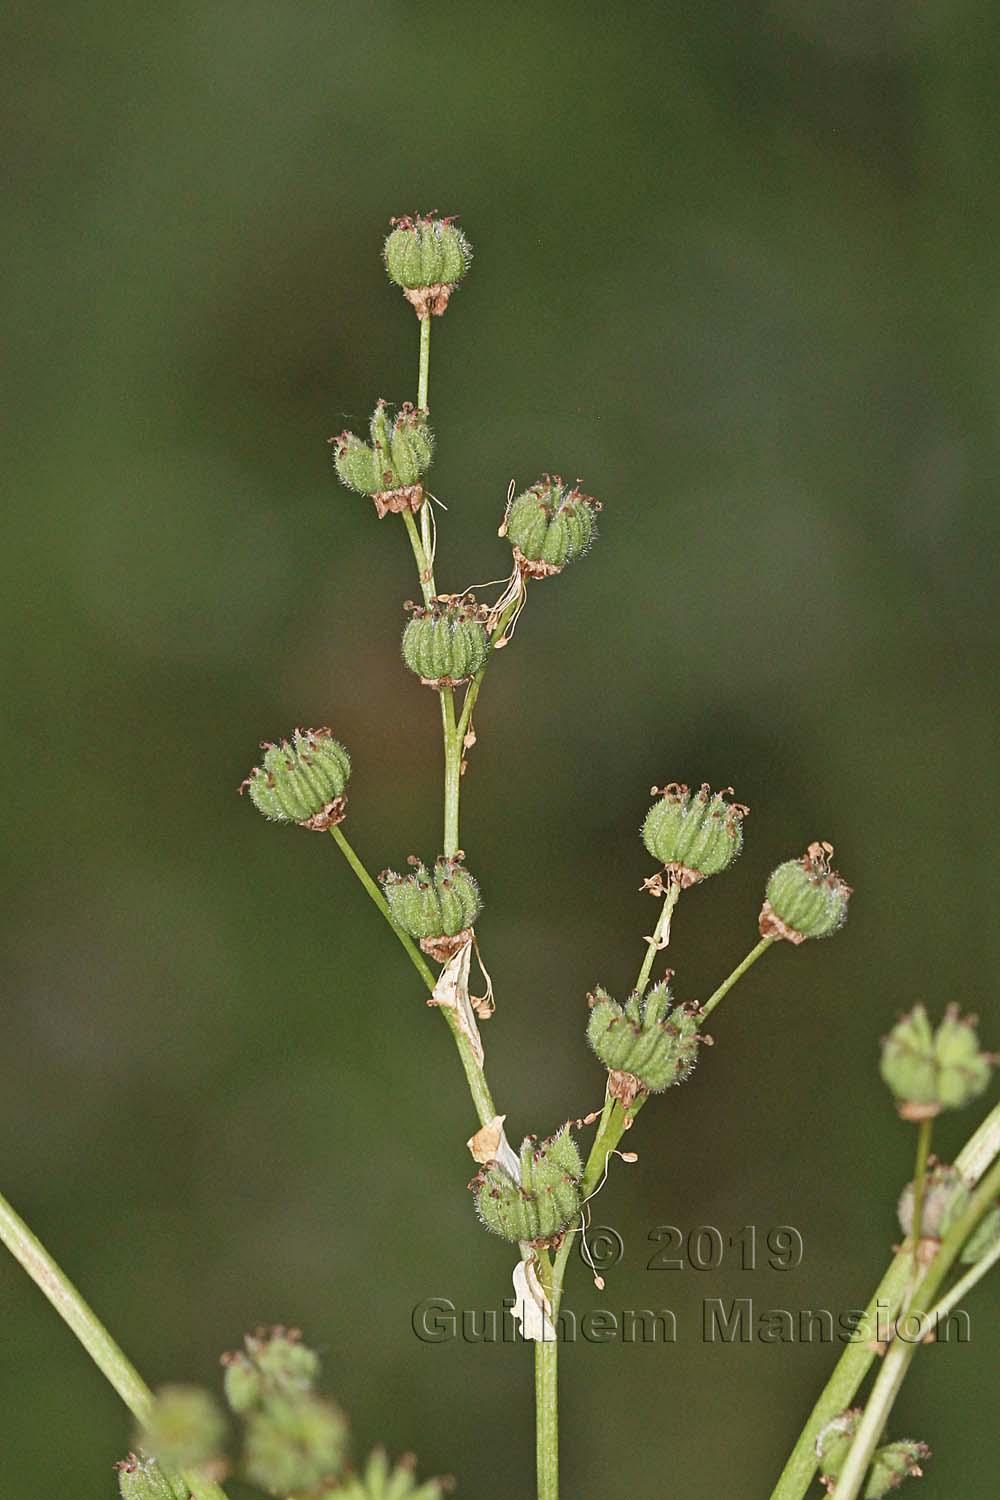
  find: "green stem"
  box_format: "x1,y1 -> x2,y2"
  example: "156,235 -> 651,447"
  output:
921,1231 -> 1000,1327
442,687 -> 461,857
401,508 -> 436,607
534,1335 -> 559,1500
770,1106 -> 1000,1500
908,1116 -> 934,1273
0,1190 -> 228,1500
832,1154 -> 1000,1500
635,883 -> 680,996
699,935 -> 774,1021
328,824 -> 497,1127
454,591 -> 523,750
417,314 -> 431,410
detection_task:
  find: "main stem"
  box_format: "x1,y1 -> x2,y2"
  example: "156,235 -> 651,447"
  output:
0,1190 -> 228,1500
770,1099 -> 1000,1500
908,1116 -> 934,1273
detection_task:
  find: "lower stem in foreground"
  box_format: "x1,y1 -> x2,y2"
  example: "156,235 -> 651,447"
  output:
534,1334 -> 559,1500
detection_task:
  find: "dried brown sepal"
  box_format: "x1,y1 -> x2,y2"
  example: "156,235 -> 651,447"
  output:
297,795 -> 348,832
758,898 -> 808,944
897,1099 -> 943,1122
371,483 -> 424,519
402,284 -> 455,317
512,544 -> 563,579
420,927 -> 474,964
607,1069 -> 645,1108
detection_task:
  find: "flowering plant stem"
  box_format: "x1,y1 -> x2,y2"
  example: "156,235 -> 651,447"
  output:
0,1188 -> 229,1500
770,1097 -> 1000,1499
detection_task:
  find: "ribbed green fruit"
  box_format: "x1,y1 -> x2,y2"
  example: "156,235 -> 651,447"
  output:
816,1414 -> 930,1496
243,1395 -> 348,1497
384,213 -> 472,291
336,1448 -> 448,1500
761,841 -> 850,942
474,1127 -> 583,1243
587,983 -> 700,1093
897,1164 -> 969,1241
641,783 -> 746,884
382,856 -> 481,940
116,1456 -> 185,1500
223,1326 -> 320,1414
402,596 -> 490,686
880,1004 -> 993,1116
242,728 -> 351,829
502,476 -> 601,575
332,401 -> 433,514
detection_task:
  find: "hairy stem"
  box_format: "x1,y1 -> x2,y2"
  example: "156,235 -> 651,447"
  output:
442,687 -> 461,857
699,935 -> 774,1020
908,1116 -> 934,1274
328,824 -> 497,1127
534,1258 -> 559,1500
771,1103 -> 1000,1500
635,883 -> 680,995
832,1153 -> 1000,1500
0,1190 -> 228,1500
417,314 -> 431,410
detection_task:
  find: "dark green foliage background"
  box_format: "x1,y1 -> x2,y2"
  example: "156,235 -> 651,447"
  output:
4,3 -> 999,1495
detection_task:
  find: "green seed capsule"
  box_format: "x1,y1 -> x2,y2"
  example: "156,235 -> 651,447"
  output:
223,1327 -> 321,1414
115,1455 -> 184,1500
587,983 -> 700,1095
641,783 -> 747,886
332,401 -> 433,517
383,213 -> 472,317
880,1004 -> 994,1118
501,476 -> 601,577
816,1413 -> 930,1496
241,727 -> 351,831
897,1163 -> 969,1241
243,1394 -> 347,1497
382,856 -> 482,957
473,1127 -> 583,1243
760,841 -> 851,942
138,1387 -> 226,1474
402,596 -> 490,687
338,1447 -> 447,1500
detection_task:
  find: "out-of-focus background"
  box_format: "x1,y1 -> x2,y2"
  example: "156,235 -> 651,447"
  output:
4,2 -> 999,1495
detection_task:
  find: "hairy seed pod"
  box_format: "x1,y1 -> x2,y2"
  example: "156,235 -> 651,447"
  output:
338,1447 -> 449,1500
382,856 -> 482,955
115,1455 -> 183,1500
138,1387 -> 226,1474
241,728 -> 351,831
473,1127 -> 583,1243
222,1326 -> 320,1414
402,595 -> 490,687
759,841 -> 851,942
243,1395 -> 348,1497
587,983 -> 700,1096
897,1163 -> 969,1242
501,475 -> 601,577
383,212 -> 472,316
641,783 -> 747,886
880,1003 -> 994,1118
816,1412 -> 930,1495
332,401 -> 434,517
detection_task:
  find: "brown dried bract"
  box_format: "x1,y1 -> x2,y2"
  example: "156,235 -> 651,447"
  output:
607,1069 -> 645,1108
758,898 -> 807,944
420,928 -> 474,964
897,1099 -> 943,1123
371,483 -> 424,519
512,545 -> 563,579
297,795 -> 348,832
402,283 -> 456,317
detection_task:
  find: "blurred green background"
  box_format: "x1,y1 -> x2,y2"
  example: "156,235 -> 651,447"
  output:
4,1 -> 999,1495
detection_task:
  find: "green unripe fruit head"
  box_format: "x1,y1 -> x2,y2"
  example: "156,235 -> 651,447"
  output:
473,1126 -> 583,1244
383,212 -> 472,316
381,855 -> 482,960
815,1408 -> 860,1479
641,783 -> 747,887
500,475 -> 601,578
243,1395 -> 347,1496
115,1455 -> 184,1500
339,1447 -> 448,1500
402,595 -> 490,688
241,727 -> 351,831
138,1386 -> 226,1474
866,1441 -> 931,1496
223,1326 -> 320,1413
760,841 -> 851,943
332,401 -> 433,517
880,1003 -> 994,1118
897,1163 -> 969,1242
587,983 -> 700,1102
